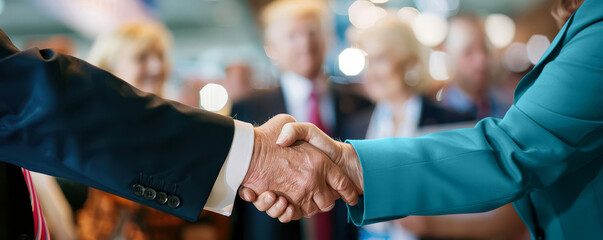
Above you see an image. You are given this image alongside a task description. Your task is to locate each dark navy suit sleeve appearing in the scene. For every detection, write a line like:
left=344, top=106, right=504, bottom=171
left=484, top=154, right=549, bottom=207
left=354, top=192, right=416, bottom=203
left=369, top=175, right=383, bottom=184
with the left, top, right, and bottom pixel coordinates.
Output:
left=0, top=30, right=235, bottom=222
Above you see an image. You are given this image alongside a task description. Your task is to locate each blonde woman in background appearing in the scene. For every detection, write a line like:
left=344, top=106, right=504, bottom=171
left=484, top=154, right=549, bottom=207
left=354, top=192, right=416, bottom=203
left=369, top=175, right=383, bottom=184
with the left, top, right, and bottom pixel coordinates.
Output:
left=353, top=17, right=526, bottom=240
left=353, top=16, right=473, bottom=146
left=76, top=21, right=225, bottom=240
left=88, top=21, right=171, bottom=96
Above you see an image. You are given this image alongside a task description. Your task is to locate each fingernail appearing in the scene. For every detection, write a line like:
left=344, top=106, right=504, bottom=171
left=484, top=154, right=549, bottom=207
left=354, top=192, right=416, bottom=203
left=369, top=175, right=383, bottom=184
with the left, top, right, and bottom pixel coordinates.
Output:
left=276, top=134, right=286, bottom=145
left=276, top=199, right=284, bottom=208
left=324, top=204, right=335, bottom=212
left=265, top=194, right=275, bottom=204
left=242, top=192, right=251, bottom=201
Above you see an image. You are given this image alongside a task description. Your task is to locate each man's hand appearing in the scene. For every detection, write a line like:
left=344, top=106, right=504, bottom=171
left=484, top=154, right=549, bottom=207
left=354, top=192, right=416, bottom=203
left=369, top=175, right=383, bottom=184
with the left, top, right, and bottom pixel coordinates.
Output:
left=240, top=115, right=359, bottom=222
left=239, top=121, right=364, bottom=222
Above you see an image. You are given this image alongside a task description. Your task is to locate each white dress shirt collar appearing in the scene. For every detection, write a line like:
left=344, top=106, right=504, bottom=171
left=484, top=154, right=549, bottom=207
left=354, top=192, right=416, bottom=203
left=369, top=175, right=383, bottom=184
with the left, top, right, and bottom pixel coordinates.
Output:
left=280, top=72, right=335, bottom=130
left=365, top=94, right=423, bottom=139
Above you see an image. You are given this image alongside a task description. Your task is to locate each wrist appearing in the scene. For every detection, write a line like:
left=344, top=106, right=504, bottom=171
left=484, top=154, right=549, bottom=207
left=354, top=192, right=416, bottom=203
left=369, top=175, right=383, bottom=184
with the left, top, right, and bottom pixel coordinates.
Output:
left=242, top=128, right=263, bottom=187
left=340, top=142, right=364, bottom=194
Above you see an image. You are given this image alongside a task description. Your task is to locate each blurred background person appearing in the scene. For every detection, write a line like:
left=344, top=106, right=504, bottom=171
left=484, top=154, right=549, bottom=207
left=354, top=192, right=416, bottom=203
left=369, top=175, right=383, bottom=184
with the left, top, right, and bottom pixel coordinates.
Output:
left=87, top=21, right=171, bottom=96
left=230, top=0, right=371, bottom=239
left=80, top=21, right=226, bottom=240
left=352, top=15, right=476, bottom=240
left=440, top=14, right=513, bottom=119
left=353, top=16, right=473, bottom=140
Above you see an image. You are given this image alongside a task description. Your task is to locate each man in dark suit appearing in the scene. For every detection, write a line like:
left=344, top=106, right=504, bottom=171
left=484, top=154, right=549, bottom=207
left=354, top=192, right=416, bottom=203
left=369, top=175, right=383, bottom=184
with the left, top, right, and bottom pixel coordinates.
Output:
left=0, top=28, right=360, bottom=239
left=230, top=1, right=372, bottom=239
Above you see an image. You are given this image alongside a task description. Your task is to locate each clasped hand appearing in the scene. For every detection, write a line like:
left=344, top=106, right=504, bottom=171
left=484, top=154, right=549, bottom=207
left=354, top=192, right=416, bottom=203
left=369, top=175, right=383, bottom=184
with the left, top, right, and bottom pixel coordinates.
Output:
left=239, top=114, right=364, bottom=223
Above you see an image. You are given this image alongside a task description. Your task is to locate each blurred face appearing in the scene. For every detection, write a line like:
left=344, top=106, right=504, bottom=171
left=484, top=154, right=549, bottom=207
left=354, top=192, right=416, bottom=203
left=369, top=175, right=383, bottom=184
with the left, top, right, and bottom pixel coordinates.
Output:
left=362, top=38, right=408, bottom=103
left=112, top=43, right=168, bottom=95
left=265, top=16, right=326, bottom=80
left=452, top=24, right=490, bottom=96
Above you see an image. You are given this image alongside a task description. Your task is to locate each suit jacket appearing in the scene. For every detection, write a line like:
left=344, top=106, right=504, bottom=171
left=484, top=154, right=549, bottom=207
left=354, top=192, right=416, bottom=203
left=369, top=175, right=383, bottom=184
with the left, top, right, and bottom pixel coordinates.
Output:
left=0, top=29, right=234, bottom=239
left=345, top=1, right=603, bottom=239
left=230, top=85, right=372, bottom=240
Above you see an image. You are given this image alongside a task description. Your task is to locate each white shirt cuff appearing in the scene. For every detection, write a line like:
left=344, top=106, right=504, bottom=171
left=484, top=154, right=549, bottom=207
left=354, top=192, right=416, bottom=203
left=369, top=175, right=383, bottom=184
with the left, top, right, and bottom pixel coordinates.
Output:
left=203, top=120, right=254, bottom=216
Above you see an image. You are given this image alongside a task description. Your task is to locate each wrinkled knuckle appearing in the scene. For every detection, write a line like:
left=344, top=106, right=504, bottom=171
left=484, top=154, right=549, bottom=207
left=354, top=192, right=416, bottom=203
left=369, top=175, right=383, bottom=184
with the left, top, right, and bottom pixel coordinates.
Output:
left=267, top=210, right=277, bottom=218
left=277, top=114, right=296, bottom=123
left=333, top=175, right=348, bottom=191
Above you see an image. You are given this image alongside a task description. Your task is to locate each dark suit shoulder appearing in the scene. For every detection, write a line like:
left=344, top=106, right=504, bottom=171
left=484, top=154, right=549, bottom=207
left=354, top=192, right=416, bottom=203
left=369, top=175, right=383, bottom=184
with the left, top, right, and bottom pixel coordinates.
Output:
left=231, top=88, right=286, bottom=124
left=419, top=96, right=475, bottom=127
left=330, top=83, right=374, bottom=140
left=331, top=83, right=373, bottom=115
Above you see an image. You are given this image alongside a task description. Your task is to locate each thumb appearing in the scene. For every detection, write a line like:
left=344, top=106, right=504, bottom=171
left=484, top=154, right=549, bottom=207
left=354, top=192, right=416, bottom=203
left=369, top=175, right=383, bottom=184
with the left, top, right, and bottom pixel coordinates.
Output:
left=276, top=123, right=340, bottom=161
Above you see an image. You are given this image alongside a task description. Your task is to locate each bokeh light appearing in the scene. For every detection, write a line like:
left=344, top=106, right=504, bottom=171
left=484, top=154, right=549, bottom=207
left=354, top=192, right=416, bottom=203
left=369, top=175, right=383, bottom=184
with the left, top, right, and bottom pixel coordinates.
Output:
left=370, top=0, right=390, bottom=3
left=526, top=34, right=551, bottom=65
left=348, top=0, right=387, bottom=29
left=397, top=7, right=420, bottom=24
left=199, top=83, right=229, bottom=112
left=412, top=13, right=448, bottom=47
left=429, top=50, right=451, bottom=81
left=415, top=0, right=460, bottom=17
left=485, top=14, right=515, bottom=48
left=504, top=42, right=531, bottom=72
left=338, top=47, right=367, bottom=76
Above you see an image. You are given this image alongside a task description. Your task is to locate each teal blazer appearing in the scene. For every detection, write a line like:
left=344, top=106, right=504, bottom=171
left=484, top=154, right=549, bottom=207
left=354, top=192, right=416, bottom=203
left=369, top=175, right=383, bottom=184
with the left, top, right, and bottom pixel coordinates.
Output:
left=346, top=1, right=603, bottom=239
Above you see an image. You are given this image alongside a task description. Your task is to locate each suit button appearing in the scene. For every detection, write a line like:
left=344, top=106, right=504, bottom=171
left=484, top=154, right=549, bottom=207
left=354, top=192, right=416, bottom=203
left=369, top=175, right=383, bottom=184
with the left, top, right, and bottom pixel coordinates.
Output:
left=156, top=192, right=168, bottom=204
left=167, top=195, right=181, bottom=208
left=132, top=184, right=145, bottom=196
left=144, top=188, right=157, bottom=200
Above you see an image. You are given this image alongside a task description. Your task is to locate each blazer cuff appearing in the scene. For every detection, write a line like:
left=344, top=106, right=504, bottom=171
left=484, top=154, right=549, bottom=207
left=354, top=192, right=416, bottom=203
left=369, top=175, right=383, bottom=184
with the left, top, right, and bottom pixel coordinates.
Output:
left=345, top=139, right=408, bottom=226
left=203, top=120, right=254, bottom=216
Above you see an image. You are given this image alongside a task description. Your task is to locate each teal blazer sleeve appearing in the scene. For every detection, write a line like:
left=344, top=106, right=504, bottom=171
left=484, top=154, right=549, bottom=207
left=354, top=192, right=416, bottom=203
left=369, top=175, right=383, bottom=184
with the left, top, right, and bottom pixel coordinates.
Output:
left=0, top=30, right=235, bottom=222
left=346, top=6, right=603, bottom=226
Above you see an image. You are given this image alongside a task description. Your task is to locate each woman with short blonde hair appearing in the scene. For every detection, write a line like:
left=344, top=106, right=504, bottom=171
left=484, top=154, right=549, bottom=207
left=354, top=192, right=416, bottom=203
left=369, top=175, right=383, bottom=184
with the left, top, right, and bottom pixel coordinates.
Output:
left=88, top=21, right=172, bottom=96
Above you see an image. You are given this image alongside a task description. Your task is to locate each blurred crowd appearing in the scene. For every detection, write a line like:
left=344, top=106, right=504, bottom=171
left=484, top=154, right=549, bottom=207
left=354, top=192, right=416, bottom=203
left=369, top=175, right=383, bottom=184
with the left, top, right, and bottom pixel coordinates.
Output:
left=18, top=0, right=560, bottom=239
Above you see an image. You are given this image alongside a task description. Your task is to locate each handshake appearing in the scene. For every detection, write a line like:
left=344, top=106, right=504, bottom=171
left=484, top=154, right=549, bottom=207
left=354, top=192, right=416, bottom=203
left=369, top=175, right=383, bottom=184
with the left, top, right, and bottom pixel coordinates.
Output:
left=239, top=114, right=364, bottom=223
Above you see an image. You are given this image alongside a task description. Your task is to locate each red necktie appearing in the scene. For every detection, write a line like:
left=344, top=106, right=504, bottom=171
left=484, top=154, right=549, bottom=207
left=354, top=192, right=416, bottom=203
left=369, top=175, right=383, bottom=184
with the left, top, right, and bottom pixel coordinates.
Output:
left=21, top=169, right=51, bottom=240
left=308, top=90, right=332, bottom=240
